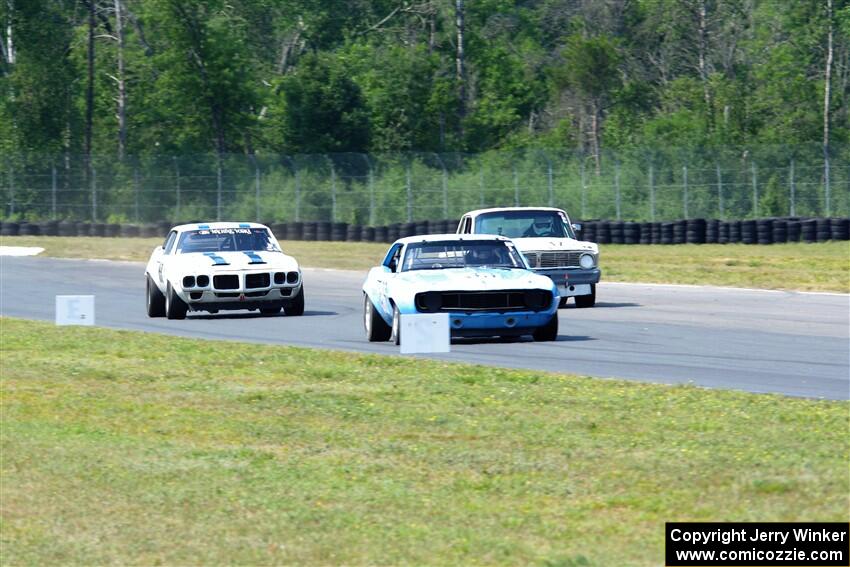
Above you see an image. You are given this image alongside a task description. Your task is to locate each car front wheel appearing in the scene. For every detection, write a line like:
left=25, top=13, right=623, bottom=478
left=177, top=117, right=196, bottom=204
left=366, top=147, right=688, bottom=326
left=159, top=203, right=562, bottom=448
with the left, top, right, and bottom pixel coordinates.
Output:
left=146, top=275, right=165, bottom=317
left=574, top=284, right=596, bottom=308
left=165, top=282, right=188, bottom=320
left=390, top=304, right=401, bottom=346
left=533, top=313, right=559, bottom=341
left=364, top=295, right=392, bottom=342
left=284, top=286, right=305, bottom=316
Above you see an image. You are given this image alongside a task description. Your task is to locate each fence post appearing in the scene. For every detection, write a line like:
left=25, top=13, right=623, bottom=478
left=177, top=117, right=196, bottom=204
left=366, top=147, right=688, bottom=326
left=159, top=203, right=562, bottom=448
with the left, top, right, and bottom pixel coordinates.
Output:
left=823, top=147, right=831, bottom=216
left=789, top=158, right=796, bottom=217
left=513, top=164, right=519, bottom=207
left=434, top=153, right=448, bottom=218
left=716, top=163, right=724, bottom=218
left=683, top=165, right=688, bottom=219
left=7, top=165, right=13, bottom=217
left=362, top=154, right=375, bottom=226
left=91, top=166, right=97, bottom=222
left=751, top=161, right=758, bottom=217
left=174, top=157, right=181, bottom=222
left=479, top=168, right=485, bottom=208
left=51, top=161, right=57, bottom=220
left=252, top=162, right=260, bottom=222
left=134, top=166, right=140, bottom=223
left=330, top=161, right=337, bottom=222
left=216, top=158, right=223, bottom=221
left=580, top=160, right=587, bottom=218
left=405, top=163, right=412, bottom=222
left=648, top=161, right=655, bottom=221
left=614, top=161, right=621, bottom=220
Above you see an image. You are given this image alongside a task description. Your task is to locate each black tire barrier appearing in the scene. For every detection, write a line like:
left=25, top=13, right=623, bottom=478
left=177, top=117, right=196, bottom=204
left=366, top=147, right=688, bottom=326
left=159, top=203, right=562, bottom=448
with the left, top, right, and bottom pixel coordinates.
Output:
left=609, top=221, right=624, bottom=244
left=301, top=221, right=317, bottom=241
left=286, top=222, right=303, bottom=241
left=139, top=224, right=158, bottom=238
left=105, top=223, right=120, bottom=237
left=120, top=224, right=140, bottom=238
left=622, top=221, right=639, bottom=245
left=831, top=218, right=849, bottom=240
left=41, top=220, right=59, bottom=236
left=756, top=219, right=773, bottom=245
left=1, top=221, right=19, bottom=236
left=650, top=222, right=662, bottom=244
left=91, top=223, right=106, bottom=237
left=58, top=221, right=78, bottom=237
left=415, top=220, right=429, bottom=236
left=771, top=220, right=788, bottom=244
left=18, top=221, right=39, bottom=236
left=346, top=224, right=361, bottom=242
left=639, top=222, right=652, bottom=244
left=596, top=221, right=611, bottom=244
left=787, top=221, right=801, bottom=242
left=315, top=221, right=331, bottom=241
left=815, top=218, right=831, bottom=242
left=387, top=223, right=401, bottom=242
left=705, top=219, right=719, bottom=244
left=330, top=222, right=347, bottom=241
left=718, top=221, right=730, bottom=244
left=582, top=221, right=597, bottom=243
left=271, top=222, right=287, bottom=241
left=740, top=220, right=756, bottom=244
left=400, top=222, right=416, bottom=238
left=686, top=218, right=707, bottom=244
left=157, top=221, right=172, bottom=236
left=659, top=222, right=673, bottom=244
left=374, top=225, right=388, bottom=243
left=672, top=220, right=687, bottom=244
left=360, top=226, right=375, bottom=242
left=801, top=219, right=817, bottom=243
left=77, top=222, right=91, bottom=236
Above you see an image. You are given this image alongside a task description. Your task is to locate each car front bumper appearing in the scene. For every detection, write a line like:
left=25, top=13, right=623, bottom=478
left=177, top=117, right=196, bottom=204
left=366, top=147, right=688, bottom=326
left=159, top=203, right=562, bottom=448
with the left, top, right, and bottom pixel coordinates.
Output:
left=178, top=284, right=302, bottom=311
left=535, top=268, right=600, bottom=297
left=438, top=310, right=557, bottom=337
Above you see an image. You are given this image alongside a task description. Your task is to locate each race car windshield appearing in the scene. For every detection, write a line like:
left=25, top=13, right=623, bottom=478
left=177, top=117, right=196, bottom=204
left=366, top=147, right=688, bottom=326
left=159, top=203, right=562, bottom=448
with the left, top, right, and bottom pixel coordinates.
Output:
left=176, top=228, right=280, bottom=254
left=402, top=241, right=526, bottom=271
left=475, top=211, right=575, bottom=239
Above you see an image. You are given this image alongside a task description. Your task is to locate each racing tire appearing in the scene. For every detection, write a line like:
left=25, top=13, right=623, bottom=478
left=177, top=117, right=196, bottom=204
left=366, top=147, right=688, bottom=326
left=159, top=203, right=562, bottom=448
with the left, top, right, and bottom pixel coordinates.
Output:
left=533, top=313, right=559, bottom=342
left=165, top=282, right=188, bottom=320
left=364, top=295, right=392, bottom=342
left=260, top=306, right=281, bottom=315
left=146, top=275, right=166, bottom=317
left=574, top=284, right=596, bottom=308
left=391, top=304, right=401, bottom=346
left=284, top=286, right=305, bottom=316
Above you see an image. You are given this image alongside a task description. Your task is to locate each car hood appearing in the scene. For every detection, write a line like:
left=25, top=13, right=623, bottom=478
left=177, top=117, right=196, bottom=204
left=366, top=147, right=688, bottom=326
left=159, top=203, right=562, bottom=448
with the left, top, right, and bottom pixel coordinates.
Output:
left=173, top=251, right=299, bottom=271
left=508, top=237, right=598, bottom=253
left=393, top=267, right=555, bottom=292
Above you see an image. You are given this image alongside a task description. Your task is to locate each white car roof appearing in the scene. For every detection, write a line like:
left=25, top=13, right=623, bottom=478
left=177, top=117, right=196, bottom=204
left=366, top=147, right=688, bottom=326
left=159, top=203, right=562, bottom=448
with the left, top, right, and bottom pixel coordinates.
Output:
left=172, top=221, right=269, bottom=232
left=394, top=233, right=511, bottom=245
left=463, top=207, right=568, bottom=216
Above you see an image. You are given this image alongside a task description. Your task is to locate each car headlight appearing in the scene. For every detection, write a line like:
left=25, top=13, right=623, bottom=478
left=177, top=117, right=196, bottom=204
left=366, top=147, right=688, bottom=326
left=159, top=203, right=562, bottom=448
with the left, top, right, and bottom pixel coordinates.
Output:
left=579, top=253, right=595, bottom=269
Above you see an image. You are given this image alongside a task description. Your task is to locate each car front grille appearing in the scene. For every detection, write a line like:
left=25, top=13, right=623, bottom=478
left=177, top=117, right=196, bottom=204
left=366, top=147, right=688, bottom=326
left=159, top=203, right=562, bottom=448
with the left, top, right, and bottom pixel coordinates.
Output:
left=415, top=290, right=552, bottom=313
left=213, top=275, right=239, bottom=290
left=523, top=251, right=582, bottom=269
left=245, top=273, right=270, bottom=289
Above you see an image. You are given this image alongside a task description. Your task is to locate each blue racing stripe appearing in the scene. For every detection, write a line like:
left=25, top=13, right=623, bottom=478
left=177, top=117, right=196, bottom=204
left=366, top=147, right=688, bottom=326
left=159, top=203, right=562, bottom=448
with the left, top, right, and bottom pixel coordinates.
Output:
left=198, top=224, right=210, bottom=229
left=238, top=223, right=251, bottom=228
left=243, top=251, right=266, bottom=264
left=203, top=252, right=229, bottom=265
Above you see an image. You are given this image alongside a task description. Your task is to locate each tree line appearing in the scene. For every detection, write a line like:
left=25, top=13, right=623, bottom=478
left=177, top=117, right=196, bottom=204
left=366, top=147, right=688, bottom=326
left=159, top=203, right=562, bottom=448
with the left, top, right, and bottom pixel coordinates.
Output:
left=1, top=0, right=847, bottom=167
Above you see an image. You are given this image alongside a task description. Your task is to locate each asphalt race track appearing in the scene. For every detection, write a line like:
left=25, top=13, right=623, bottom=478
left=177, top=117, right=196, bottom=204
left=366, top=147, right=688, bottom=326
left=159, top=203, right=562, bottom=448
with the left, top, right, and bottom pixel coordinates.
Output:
left=2, top=256, right=848, bottom=400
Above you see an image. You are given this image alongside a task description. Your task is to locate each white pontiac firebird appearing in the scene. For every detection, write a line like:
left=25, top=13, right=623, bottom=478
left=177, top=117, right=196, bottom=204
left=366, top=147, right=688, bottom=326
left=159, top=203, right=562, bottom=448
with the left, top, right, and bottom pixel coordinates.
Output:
left=144, top=222, right=304, bottom=319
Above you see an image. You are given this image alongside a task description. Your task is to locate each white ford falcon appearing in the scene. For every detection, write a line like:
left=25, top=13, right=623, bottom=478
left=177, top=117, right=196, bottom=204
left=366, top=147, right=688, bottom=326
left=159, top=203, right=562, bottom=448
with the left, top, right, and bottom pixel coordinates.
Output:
left=144, top=222, right=304, bottom=319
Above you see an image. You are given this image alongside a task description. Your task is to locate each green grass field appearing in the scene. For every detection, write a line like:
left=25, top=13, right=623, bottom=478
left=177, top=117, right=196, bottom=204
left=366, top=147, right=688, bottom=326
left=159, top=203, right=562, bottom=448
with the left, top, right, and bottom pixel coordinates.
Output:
left=2, top=318, right=847, bottom=565
left=2, top=235, right=848, bottom=292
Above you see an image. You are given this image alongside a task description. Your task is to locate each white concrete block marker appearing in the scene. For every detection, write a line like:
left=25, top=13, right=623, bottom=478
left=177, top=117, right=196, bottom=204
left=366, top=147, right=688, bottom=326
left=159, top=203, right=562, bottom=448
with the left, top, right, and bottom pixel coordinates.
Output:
left=399, top=313, right=450, bottom=354
left=56, top=295, right=95, bottom=326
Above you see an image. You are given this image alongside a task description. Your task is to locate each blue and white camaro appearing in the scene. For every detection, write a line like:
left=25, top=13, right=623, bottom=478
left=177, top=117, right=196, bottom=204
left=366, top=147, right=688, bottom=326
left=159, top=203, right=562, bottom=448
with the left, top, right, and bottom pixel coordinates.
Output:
left=144, top=222, right=304, bottom=319
left=362, top=234, right=560, bottom=344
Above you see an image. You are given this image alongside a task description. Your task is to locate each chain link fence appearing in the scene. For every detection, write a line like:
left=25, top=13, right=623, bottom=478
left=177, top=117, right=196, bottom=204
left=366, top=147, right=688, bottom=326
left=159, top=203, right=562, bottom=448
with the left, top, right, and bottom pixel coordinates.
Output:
left=2, top=144, right=847, bottom=224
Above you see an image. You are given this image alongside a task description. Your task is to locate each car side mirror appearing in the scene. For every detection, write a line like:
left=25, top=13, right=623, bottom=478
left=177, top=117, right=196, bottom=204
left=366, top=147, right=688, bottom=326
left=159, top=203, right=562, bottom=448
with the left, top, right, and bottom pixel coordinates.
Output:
left=571, top=223, right=582, bottom=232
